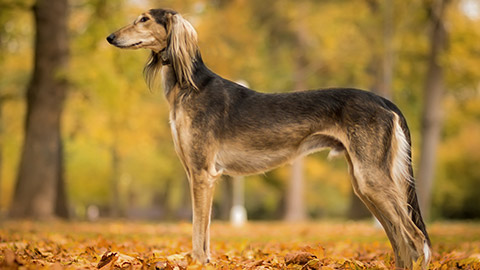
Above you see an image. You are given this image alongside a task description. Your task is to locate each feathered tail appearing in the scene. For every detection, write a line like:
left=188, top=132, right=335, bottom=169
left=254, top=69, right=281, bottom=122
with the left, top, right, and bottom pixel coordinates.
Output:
left=391, top=112, right=431, bottom=264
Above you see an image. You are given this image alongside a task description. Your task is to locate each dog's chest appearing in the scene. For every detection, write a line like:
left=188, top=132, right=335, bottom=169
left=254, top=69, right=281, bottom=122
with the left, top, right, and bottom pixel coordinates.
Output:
left=170, top=118, right=180, bottom=149
left=169, top=109, right=192, bottom=157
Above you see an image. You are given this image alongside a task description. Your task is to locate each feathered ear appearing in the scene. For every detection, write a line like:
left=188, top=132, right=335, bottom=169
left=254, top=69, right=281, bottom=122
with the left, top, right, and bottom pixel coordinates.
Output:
left=143, top=51, right=162, bottom=90
left=166, top=13, right=199, bottom=90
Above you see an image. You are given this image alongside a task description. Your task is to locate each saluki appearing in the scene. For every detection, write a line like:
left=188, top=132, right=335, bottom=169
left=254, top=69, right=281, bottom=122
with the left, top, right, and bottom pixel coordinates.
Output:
left=107, top=8, right=431, bottom=269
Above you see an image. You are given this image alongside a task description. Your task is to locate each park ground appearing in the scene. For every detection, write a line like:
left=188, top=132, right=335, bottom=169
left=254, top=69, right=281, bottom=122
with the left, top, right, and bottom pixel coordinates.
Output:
left=0, top=220, right=479, bottom=269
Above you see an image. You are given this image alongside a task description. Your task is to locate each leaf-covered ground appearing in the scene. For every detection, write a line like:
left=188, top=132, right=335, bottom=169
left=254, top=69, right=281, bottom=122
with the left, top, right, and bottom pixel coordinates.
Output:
left=0, top=220, right=479, bottom=269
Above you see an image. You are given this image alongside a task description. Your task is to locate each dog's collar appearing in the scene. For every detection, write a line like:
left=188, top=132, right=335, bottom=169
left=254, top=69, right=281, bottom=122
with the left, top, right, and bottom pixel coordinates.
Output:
left=160, top=49, right=170, bottom=65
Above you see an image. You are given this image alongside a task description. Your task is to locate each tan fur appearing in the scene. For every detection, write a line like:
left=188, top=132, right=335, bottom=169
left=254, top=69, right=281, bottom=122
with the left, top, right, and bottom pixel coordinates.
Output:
left=167, top=14, right=199, bottom=90
left=107, top=9, right=431, bottom=269
left=110, top=13, right=167, bottom=52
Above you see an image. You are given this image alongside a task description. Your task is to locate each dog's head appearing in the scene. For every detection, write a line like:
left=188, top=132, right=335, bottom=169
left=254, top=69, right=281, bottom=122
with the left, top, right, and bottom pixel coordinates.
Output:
left=107, top=9, right=199, bottom=90
left=106, top=9, right=196, bottom=53
left=106, top=9, right=175, bottom=52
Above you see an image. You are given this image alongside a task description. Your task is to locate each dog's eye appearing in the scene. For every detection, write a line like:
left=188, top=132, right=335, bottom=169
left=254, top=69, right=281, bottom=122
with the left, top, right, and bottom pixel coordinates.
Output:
left=139, top=17, right=149, bottom=23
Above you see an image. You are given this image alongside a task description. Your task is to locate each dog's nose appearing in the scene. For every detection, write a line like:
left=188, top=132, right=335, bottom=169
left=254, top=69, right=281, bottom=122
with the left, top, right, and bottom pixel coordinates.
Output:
left=106, top=33, right=116, bottom=44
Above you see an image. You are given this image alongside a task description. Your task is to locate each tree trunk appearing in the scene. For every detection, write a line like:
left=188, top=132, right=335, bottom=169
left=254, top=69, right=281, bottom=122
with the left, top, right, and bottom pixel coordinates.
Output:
left=380, top=0, right=394, bottom=100
left=284, top=17, right=308, bottom=221
left=176, top=176, right=192, bottom=220
left=285, top=158, right=307, bottom=221
left=9, top=0, right=68, bottom=219
left=55, top=139, right=69, bottom=218
left=219, top=176, right=233, bottom=221
left=109, top=145, right=121, bottom=218
left=349, top=0, right=394, bottom=220
left=417, top=0, right=449, bottom=220
left=0, top=100, right=3, bottom=207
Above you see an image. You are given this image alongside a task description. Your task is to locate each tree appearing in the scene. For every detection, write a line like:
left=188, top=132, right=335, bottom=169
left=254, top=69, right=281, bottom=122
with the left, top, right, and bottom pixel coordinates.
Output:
left=9, top=0, right=69, bottom=219
left=348, top=0, right=394, bottom=220
left=417, top=0, right=450, bottom=219
left=283, top=2, right=309, bottom=222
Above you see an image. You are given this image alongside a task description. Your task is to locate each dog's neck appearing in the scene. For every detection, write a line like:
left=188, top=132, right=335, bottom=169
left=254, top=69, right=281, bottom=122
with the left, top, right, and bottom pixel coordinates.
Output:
left=160, top=52, right=213, bottom=104
left=161, top=65, right=177, bottom=99
left=160, top=49, right=170, bottom=65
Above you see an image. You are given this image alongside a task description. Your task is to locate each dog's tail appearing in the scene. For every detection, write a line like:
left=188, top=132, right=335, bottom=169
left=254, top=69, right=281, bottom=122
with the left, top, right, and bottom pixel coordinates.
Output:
left=391, top=112, right=431, bottom=260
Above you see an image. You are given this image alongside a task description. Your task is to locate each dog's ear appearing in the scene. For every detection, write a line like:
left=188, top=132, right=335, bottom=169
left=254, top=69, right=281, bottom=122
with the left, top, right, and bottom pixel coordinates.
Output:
left=143, top=51, right=162, bottom=91
left=148, top=9, right=176, bottom=29
left=166, top=13, right=199, bottom=90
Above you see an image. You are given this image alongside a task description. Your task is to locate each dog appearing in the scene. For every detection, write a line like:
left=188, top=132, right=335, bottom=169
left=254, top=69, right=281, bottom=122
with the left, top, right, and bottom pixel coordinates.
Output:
left=107, top=8, right=431, bottom=269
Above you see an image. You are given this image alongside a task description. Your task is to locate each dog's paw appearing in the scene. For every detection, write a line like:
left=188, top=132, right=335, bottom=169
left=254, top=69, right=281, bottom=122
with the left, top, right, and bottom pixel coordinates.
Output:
left=191, top=250, right=210, bottom=264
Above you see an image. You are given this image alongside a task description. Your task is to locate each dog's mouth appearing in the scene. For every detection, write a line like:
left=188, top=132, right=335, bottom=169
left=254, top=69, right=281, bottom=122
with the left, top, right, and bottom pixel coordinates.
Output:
left=117, top=41, right=143, bottom=48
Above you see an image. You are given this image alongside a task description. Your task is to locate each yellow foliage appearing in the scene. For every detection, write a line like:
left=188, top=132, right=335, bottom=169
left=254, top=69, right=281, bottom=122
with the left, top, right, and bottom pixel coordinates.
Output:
left=1, top=0, right=480, bottom=219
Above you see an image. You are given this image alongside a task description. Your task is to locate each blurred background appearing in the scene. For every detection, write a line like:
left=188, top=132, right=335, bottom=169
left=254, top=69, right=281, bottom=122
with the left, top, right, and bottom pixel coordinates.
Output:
left=0, top=0, right=479, bottom=222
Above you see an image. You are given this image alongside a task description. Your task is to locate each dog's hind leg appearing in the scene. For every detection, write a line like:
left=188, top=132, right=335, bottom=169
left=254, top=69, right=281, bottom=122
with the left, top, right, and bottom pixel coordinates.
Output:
left=343, top=111, right=430, bottom=269
left=345, top=155, right=397, bottom=252
left=346, top=152, right=429, bottom=269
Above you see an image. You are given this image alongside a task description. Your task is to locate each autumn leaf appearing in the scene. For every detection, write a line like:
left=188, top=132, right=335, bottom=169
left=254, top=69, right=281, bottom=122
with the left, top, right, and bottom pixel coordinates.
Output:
left=0, top=249, right=21, bottom=269
left=285, top=251, right=317, bottom=266
left=0, top=221, right=479, bottom=269
left=97, top=251, right=118, bottom=269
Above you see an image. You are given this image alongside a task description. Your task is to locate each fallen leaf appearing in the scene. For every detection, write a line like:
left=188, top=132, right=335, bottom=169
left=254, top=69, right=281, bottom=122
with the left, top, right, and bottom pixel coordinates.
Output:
left=116, top=252, right=140, bottom=268
left=97, top=251, right=118, bottom=269
left=1, top=221, right=479, bottom=269
left=1, top=249, right=18, bottom=267
left=285, top=251, right=317, bottom=266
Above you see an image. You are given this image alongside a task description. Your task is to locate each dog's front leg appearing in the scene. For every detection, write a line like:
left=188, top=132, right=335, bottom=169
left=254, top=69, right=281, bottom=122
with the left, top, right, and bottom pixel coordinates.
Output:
left=190, top=170, right=216, bottom=264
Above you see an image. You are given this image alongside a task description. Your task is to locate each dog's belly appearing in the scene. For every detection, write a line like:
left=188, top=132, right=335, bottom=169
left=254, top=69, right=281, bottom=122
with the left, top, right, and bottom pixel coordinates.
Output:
left=214, top=133, right=345, bottom=176
left=215, top=147, right=296, bottom=176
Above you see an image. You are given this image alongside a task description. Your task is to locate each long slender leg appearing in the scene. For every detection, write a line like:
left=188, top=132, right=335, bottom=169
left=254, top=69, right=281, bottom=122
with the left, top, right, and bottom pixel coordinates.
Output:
left=346, top=155, right=403, bottom=265
left=347, top=155, right=428, bottom=269
left=190, top=170, right=216, bottom=264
